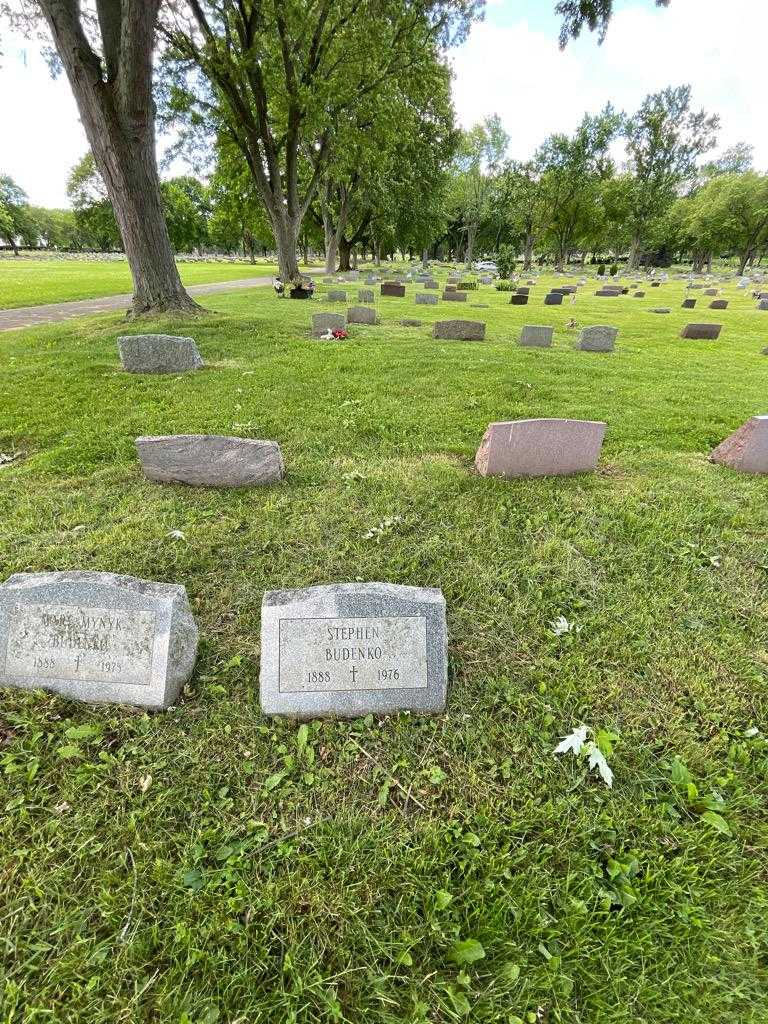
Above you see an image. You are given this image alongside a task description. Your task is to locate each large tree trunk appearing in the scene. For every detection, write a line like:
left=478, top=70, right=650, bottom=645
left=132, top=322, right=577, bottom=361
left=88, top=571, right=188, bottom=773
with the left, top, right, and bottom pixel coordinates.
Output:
left=464, top=223, right=477, bottom=269
left=522, top=232, right=534, bottom=272
left=627, top=234, right=642, bottom=271
left=322, top=183, right=337, bottom=274
left=40, top=0, right=199, bottom=317
left=268, top=208, right=301, bottom=282
left=338, top=237, right=352, bottom=272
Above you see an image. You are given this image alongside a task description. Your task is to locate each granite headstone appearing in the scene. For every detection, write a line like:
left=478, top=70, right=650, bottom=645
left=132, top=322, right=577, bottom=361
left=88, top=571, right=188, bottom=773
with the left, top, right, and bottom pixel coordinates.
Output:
left=259, top=583, right=448, bottom=718
left=0, top=571, right=198, bottom=709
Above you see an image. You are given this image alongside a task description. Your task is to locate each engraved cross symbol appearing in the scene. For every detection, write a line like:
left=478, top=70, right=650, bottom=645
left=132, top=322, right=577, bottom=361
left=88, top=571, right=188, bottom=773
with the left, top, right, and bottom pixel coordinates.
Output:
left=349, top=665, right=358, bottom=685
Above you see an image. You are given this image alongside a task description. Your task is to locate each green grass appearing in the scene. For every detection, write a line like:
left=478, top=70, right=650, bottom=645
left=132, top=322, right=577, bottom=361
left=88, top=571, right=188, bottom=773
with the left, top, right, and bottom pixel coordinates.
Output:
left=1, top=273, right=768, bottom=1022
left=0, top=258, right=320, bottom=309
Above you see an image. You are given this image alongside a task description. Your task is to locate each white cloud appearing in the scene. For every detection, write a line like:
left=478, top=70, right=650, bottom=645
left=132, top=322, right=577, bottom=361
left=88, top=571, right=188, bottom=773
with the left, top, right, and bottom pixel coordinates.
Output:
left=451, top=0, right=765, bottom=169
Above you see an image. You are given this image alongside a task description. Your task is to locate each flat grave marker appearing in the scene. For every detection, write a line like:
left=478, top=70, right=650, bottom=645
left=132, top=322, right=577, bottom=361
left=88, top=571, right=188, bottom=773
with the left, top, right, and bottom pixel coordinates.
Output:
left=680, top=323, right=722, bottom=340
left=433, top=320, right=486, bottom=341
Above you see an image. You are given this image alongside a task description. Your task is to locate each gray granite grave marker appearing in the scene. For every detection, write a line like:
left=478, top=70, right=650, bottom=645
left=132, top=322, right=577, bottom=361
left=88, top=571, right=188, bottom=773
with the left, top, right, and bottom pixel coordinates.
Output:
left=136, top=436, right=284, bottom=488
left=519, top=325, right=554, bottom=348
left=0, top=571, right=198, bottom=709
left=577, top=326, right=618, bottom=352
left=347, top=306, right=377, bottom=325
left=259, top=583, right=447, bottom=718
left=118, top=335, right=203, bottom=375
left=312, top=313, right=346, bottom=338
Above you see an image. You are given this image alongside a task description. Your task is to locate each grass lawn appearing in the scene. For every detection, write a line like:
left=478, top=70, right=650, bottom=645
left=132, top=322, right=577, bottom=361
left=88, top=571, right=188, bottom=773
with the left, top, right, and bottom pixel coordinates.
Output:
left=0, top=258, right=320, bottom=310
left=1, top=273, right=767, bottom=1022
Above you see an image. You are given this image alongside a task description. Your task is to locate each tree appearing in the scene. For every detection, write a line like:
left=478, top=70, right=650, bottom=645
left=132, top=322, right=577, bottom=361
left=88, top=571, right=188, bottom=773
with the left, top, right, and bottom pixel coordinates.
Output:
left=208, top=138, right=276, bottom=261
left=500, top=159, right=550, bottom=271
left=0, top=200, right=15, bottom=251
left=0, top=175, right=32, bottom=253
left=448, top=115, right=508, bottom=268
left=67, top=153, right=121, bottom=251
left=33, top=207, right=82, bottom=250
left=2, top=1, right=198, bottom=314
left=687, top=173, right=768, bottom=275
left=702, top=143, right=754, bottom=179
left=556, top=0, right=670, bottom=45
left=537, top=106, right=621, bottom=269
left=160, top=0, right=480, bottom=284
left=319, top=60, right=456, bottom=272
left=161, top=177, right=210, bottom=253
left=621, top=86, right=719, bottom=269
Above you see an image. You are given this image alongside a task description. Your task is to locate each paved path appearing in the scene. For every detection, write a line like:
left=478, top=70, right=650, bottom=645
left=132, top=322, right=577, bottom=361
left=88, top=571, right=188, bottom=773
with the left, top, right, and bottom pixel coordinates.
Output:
left=0, top=275, right=274, bottom=332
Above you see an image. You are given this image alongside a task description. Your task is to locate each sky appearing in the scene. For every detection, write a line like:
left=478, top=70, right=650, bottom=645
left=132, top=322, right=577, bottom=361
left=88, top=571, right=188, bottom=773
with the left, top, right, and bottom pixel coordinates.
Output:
left=0, top=0, right=762, bottom=208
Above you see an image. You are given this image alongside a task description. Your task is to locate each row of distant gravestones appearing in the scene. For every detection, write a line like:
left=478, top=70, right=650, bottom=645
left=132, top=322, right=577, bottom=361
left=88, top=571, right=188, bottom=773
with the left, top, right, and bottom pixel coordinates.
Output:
left=1, top=308, right=765, bottom=721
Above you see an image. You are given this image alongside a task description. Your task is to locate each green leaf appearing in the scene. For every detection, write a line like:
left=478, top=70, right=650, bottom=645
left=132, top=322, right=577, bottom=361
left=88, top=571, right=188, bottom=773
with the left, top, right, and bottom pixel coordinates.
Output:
left=449, top=939, right=486, bottom=965
left=701, top=810, right=731, bottom=835
left=501, top=963, right=521, bottom=983
left=426, top=764, right=447, bottom=785
left=182, top=868, right=204, bottom=891
left=395, top=949, right=413, bottom=966
left=434, top=889, right=453, bottom=911
left=56, top=744, right=82, bottom=759
left=446, top=986, right=471, bottom=1016
left=596, top=728, right=619, bottom=756
left=671, top=757, right=691, bottom=786
left=296, top=723, right=309, bottom=753
left=263, top=771, right=285, bottom=791
left=64, top=724, right=101, bottom=741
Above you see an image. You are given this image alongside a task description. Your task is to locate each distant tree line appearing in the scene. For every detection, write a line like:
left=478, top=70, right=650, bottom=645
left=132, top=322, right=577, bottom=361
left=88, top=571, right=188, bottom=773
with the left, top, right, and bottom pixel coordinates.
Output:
left=1, top=0, right=670, bottom=314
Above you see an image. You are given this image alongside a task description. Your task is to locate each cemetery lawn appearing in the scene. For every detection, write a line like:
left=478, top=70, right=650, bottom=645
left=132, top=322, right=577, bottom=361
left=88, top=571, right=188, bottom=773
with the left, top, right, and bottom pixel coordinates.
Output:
left=2, top=274, right=768, bottom=1023
left=0, top=259, right=319, bottom=310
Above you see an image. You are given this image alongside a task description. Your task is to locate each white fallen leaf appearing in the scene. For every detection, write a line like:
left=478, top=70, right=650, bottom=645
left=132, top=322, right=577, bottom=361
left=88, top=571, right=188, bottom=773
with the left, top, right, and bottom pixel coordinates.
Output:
left=553, top=725, right=589, bottom=756
left=167, top=530, right=186, bottom=541
left=587, top=743, right=614, bottom=788
left=550, top=615, right=570, bottom=636
left=138, top=774, right=153, bottom=793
